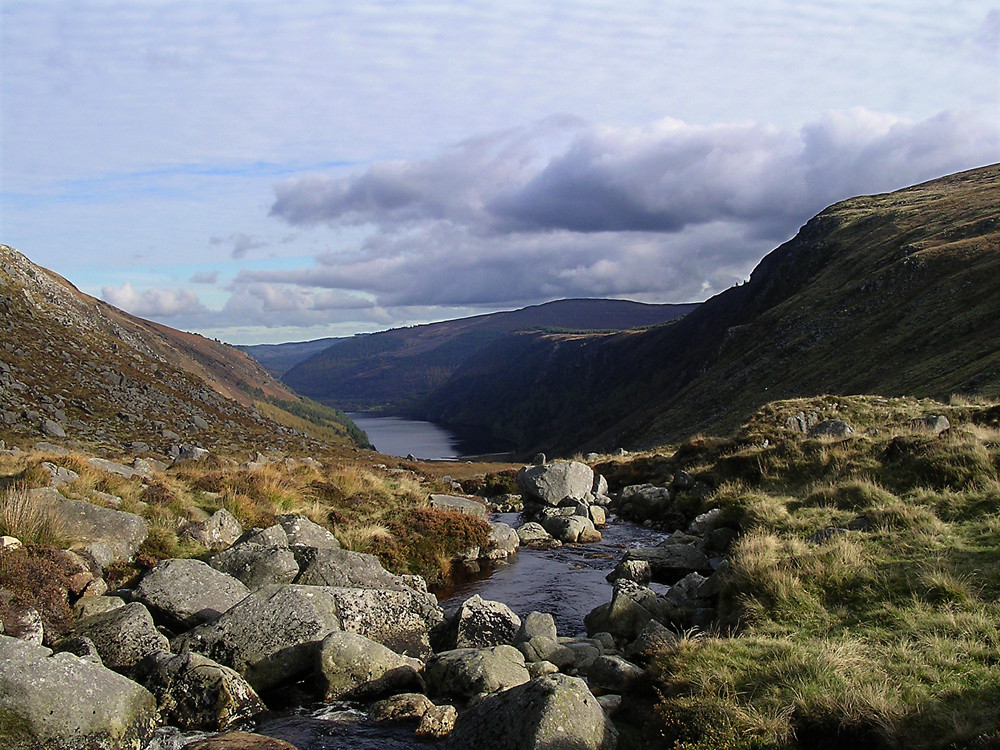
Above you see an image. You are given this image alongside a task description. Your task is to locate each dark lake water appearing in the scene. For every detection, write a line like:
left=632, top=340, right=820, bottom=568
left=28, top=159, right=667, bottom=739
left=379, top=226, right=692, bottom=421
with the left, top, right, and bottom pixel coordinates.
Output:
left=347, top=413, right=511, bottom=460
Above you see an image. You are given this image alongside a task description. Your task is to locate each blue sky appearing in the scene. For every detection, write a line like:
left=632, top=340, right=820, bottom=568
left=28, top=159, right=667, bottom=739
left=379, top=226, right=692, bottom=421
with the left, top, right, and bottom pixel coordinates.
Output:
left=2, top=1, right=998, bottom=344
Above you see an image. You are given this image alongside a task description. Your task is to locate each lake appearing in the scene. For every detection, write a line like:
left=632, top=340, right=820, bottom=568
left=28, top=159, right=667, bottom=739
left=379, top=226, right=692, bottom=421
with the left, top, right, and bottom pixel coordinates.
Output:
left=346, top=413, right=509, bottom=460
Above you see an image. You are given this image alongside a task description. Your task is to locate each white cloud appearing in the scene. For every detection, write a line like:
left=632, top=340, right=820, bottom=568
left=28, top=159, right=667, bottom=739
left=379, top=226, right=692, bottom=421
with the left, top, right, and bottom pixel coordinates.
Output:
left=210, top=232, right=267, bottom=259
left=102, top=282, right=206, bottom=317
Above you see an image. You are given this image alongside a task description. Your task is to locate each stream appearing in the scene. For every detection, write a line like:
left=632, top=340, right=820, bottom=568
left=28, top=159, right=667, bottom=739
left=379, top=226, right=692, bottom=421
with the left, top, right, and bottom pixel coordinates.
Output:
left=149, top=512, right=665, bottom=749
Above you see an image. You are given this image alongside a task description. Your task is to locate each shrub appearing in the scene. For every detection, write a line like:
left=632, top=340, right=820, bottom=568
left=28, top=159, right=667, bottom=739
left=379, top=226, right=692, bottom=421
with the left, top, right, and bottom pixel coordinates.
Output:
left=0, top=545, right=77, bottom=643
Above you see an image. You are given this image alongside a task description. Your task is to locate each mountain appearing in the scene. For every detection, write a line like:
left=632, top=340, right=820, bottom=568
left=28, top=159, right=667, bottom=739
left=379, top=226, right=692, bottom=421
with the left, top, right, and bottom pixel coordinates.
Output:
left=279, top=298, right=699, bottom=412
left=415, top=164, right=1000, bottom=454
left=238, top=337, right=343, bottom=379
left=0, top=244, right=367, bottom=454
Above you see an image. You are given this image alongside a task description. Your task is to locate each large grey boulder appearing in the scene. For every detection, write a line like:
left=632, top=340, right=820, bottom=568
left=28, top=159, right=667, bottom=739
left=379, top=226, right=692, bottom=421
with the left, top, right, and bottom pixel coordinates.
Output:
left=439, top=594, right=521, bottom=649
left=180, top=509, right=244, bottom=551
left=327, top=585, right=442, bottom=658
left=277, top=514, right=340, bottom=549
left=425, top=645, right=530, bottom=699
left=210, top=543, right=300, bottom=590
left=0, top=634, right=157, bottom=750
left=515, top=611, right=558, bottom=644
left=65, top=602, right=169, bottom=674
left=133, top=650, right=265, bottom=731
left=616, top=484, right=675, bottom=524
left=585, top=580, right=665, bottom=643
left=428, top=494, right=490, bottom=520
left=517, top=636, right=576, bottom=670
left=807, top=419, right=855, bottom=438
left=516, top=461, right=595, bottom=506
left=445, top=673, right=617, bottom=750
left=316, top=631, right=423, bottom=701
left=28, top=487, right=147, bottom=561
left=135, top=558, right=251, bottom=630
left=586, top=654, right=645, bottom=693
left=293, top=546, right=409, bottom=591
left=173, top=584, right=342, bottom=692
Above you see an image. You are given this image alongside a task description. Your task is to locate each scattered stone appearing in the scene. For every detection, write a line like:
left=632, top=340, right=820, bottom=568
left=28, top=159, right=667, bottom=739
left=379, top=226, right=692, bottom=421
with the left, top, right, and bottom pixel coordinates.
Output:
left=541, top=513, right=602, bottom=544
left=484, top=521, right=520, bottom=560
left=515, top=611, right=558, bottom=644
left=910, top=414, right=951, bottom=434
left=40, top=418, right=66, bottom=438
left=293, top=547, right=408, bottom=591
left=73, top=595, right=126, bottom=620
left=606, top=559, right=652, bottom=585
left=172, top=444, right=210, bottom=465
left=624, top=543, right=712, bottom=584
left=210, top=543, right=300, bottom=590
left=625, top=620, right=678, bottom=664
left=87, top=457, right=144, bottom=479
left=0, top=535, right=22, bottom=550
left=41, top=462, right=78, bottom=486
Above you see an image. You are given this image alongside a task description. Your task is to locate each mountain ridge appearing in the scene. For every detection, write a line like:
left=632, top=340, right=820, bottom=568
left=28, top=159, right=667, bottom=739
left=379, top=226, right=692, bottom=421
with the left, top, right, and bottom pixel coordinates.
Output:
left=414, top=163, right=1000, bottom=454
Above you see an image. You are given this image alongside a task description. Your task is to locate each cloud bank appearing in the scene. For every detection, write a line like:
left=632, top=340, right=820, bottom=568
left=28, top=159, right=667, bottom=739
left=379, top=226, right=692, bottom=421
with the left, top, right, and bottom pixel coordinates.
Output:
left=254, top=109, right=998, bottom=312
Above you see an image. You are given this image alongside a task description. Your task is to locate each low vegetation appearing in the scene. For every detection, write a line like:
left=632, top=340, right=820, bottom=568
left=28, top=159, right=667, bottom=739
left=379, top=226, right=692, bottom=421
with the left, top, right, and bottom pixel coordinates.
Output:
left=611, top=395, right=1000, bottom=749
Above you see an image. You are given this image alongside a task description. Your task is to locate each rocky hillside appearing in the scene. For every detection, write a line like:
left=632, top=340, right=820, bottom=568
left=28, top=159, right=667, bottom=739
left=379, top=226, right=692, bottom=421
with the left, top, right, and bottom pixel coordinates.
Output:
left=0, top=244, right=366, bottom=456
left=415, top=164, right=1000, bottom=454
left=278, top=298, right=698, bottom=412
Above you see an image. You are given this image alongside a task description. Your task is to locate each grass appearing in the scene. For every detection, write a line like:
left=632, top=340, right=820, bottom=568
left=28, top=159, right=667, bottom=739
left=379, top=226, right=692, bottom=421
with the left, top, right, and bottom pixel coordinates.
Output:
left=629, top=395, right=1000, bottom=750
left=0, top=483, right=66, bottom=546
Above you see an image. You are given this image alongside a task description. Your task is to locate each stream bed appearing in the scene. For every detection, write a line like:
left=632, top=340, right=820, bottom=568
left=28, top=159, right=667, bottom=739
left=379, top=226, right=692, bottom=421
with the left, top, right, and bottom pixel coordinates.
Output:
left=149, top=513, right=665, bottom=750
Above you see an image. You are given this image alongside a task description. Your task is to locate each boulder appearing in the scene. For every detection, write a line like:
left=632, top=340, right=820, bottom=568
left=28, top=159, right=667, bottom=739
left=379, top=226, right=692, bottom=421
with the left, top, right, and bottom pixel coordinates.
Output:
left=87, top=457, right=144, bottom=480
left=625, top=619, right=678, bottom=664
left=0, top=634, right=157, bottom=750
left=624, top=543, right=712, bottom=584
left=416, top=703, right=458, bottom=739
left=616, top=484, right=677, bottom=525
left=41, top=462, right=78, bottom=486
left=210, top=543, right=300, bottom=590
left=517, top=636, right=576, bottom=671
left=172, top=444, right=210, bottom=465
left=173, top=584, right=343, bottom=692
left=293, top=546, right=408, bottom=591
left=425, top=645, right=530, bottom=698
left=40, top=418, right=66, bottom=438
left=428, top=494, right=490, bottom=520
left=807, top=419, right=855, bottom=438
left=910, top=414, right=951, bottom=434
left=586, top=655, right=645, bottom=693
left=135, top=558, right=251, bottom=630
left=329, top=585, right=441, bottom=658
left=65, top=602, right=169, bottom=674
left=183, top=732, right=297, bottom=750
left=515, top=611, right=558, bottom=644
left=73, top=595, right=126, bottom=620
left=606, top=559, right=652, bottom=585
left=370, top=692, right=435, bottom=722
left=483, top=521, right=520, bottom=560
left=516, top=461, right=595, bottom=506
left=277, top=514, right=340, bottom=549
left=516, top=521, right=560, bottom=548
left=541, top=513, right=602, bottom=544
left=585, top=580, right=664, bottom=643
left=439, top=594, right=521, bottom=649
left=28, top=487, right=147, bottom=561
left=445, top=673, right=617, bottom=750
left=179, top=509, right=243, bottom=551
left=316, top=631, right=423, bottom=701
left=133, top=650, right=265, bottom=731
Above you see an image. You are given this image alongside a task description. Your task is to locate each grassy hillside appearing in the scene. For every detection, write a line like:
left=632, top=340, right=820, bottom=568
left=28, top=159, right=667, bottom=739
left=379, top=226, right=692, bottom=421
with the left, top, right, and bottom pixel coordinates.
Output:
left=238, top=337, right=343, bottom=378
left=280, top=298, right=698, bottom=412
left=601, top=394, right=1000, bottom=749
left=417, top=164, right=1000, bottom=455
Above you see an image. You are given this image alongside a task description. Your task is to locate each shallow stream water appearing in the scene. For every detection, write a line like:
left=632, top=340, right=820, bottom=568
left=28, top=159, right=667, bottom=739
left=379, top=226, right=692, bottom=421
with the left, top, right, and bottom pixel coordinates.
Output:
left=148, top=512, right=665, bottom=749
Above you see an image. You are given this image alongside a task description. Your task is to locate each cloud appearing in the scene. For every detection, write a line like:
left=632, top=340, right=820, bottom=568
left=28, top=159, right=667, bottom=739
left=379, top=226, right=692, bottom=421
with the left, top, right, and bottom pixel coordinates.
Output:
left=189, top=270, right=219, bottom=284
left=210, top=232, right=267, bottom=259
left=261, top=109, right=999, bottom=309
left=102, top=282, right=206, bottom=317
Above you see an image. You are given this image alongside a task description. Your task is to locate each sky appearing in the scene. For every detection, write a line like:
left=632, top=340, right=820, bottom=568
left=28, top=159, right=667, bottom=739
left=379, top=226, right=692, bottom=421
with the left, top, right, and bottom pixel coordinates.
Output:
left=1, top=1, right=998, bottom=345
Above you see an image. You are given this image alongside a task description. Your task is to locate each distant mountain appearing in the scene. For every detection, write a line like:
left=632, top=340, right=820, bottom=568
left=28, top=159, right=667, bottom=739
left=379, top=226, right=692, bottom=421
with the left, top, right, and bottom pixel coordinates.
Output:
left=239, top=337, right=343, bottom=378
left=0, top=245, right=367, bottom=453
left=415, top=164, right=1000, bottom=454
left=279, top=299, right=699, bottom=411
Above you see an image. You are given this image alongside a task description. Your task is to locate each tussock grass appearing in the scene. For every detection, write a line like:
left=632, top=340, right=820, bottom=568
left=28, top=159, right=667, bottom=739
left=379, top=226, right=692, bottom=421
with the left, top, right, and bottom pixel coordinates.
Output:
left=641, top=395, right=1000, bottom=749
left=0, top=483, right=65, bottom=546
